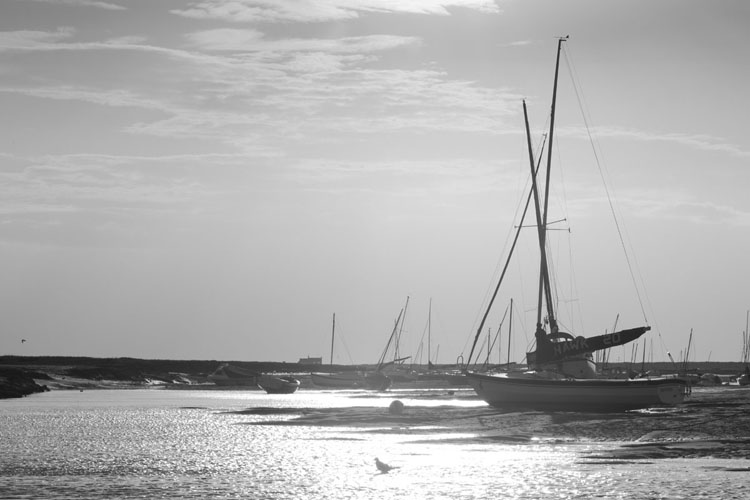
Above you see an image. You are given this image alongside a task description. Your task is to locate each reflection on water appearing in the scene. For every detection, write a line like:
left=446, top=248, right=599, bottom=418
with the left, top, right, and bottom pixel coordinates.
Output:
left=1, top=387, right=749, bottom=499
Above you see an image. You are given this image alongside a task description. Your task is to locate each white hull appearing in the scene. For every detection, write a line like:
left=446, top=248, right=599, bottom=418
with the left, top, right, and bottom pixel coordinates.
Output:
left=466, top=371, right=688, bottom=411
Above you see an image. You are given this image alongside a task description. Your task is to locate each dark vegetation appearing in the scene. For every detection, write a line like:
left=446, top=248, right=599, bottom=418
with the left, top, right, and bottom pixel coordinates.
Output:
left=1, top=355, right=747, bottom=399
left=0, top=355, right=374, bottom=398
left=0, top=366, right=50, bottom=399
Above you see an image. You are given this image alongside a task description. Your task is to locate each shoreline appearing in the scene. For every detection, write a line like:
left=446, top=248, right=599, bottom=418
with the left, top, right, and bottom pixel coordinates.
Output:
left=2, top=355, right=748, bottom=399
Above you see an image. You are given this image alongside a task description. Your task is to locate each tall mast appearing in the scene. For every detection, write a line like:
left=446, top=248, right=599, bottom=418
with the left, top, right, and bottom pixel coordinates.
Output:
left=523, top=100, right=549, bottom=331
left=467, top=114, right=546, bottom=367
left=507, top=297, right=513, bottom=366
left=377, top=308, right=404, bottom=369
left=427, top=298, right=432, bottom=367
left=394, top=296, right=410, bottom=361
left=540, top=35, right=568, bottom=334
left=330, top=313, right=336, bottom=365
left=683, top=328, right=693, bottom=373
left=487, top=328, right=491, bottom=361
left=744, top=310, right=749, bottom=363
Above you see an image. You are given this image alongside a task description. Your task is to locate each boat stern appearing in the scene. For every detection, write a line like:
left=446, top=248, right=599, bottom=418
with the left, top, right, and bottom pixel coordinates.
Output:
left=656, top=379, right=690, bottom=405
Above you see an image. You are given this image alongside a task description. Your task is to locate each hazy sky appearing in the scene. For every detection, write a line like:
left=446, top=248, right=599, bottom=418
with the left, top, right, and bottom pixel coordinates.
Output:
left=1, top=0, right=748, bottom=364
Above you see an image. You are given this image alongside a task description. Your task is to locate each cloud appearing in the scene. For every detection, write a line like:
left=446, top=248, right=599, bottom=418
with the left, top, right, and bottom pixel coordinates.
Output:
left=0, top=28, right=240, bottom=73
left=621, top=191, right=750, bottom=227
left=0, top=85, right=172, bottom=111
left=185, top=28, right=419, bottom=55
left=564, top=125, right=750, bottom=159
left=0, top=153, right=237, bottom=219
left=0, top=28, right=77, bottom=50
left=172, top=0, right=500, bottom=23
left=0, top=7, right=519, bottom=164
left=28, top=0, right=126, bottom=10
left=184, top=28, right=265, bottom=51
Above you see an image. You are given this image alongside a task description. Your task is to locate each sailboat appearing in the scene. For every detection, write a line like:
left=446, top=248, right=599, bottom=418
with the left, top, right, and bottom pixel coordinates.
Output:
left=377, top=296, right=419, bottom=383
left=310, top=313, right=392, bottom=390
left=464, top=37, right=689, bottom=411
left=737, top=310, right=750, bottom=385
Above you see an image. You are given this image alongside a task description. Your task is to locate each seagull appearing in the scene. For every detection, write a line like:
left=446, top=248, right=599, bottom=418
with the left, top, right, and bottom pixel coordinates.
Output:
left=375, top=457, right=395, bottom=474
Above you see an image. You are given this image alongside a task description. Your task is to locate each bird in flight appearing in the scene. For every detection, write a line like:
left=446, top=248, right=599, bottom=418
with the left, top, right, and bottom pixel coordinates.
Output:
left=375, top=458, right=395, bottom=474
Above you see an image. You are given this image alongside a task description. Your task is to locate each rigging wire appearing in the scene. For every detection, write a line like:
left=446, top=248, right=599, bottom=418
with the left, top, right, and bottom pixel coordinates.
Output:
left=460, top=142, right=530, bottom=359
left=552, top=134, right=587, bottom=337
left=562, top=46, right=678, bottom=362
left=561, top=46, right=651, bottom=325
left=334, top=321, right=357, bottom=365
left=461, top=128, right=548, bottom=362
left=482, top=302, right=510, bottom=367
left=465, top=130, right=548, bottom=366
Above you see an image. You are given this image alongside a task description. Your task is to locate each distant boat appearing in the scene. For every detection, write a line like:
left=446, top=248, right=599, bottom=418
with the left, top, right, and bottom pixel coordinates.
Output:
left=257, top=375, right=300, bottom=394
left=311, top=311, right=398, bottom=391
left=310, top=371, right=362, bottom=389
left=463, top=37, right=688, bottom=411
left=311, top=313, right=384, bottom=389
left=740, top=310, right=750, bottom=385
left=311, top=313, right=368, bottom=389
left=310, top=371, right=390, bottom=391
left=207, top=363, right=259, bottom=387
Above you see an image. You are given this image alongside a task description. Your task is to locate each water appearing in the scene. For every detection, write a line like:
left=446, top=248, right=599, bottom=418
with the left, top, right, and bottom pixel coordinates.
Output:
left=1, top=387, right=749, bottom=499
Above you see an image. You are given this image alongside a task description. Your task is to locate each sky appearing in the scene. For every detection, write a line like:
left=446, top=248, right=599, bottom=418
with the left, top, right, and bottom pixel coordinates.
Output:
left=1, top=0, right=748, bottom=365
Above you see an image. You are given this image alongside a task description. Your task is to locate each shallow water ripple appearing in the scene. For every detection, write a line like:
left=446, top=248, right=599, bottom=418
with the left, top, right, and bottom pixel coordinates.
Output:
left=1, top=387, right=749, bottom=499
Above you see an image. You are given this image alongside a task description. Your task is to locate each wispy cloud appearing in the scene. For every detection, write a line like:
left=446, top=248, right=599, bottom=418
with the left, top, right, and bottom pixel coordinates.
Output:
left=620, top=190, right=750, bottom=227
left=563, top=125, right=750, bottom=159
left=185, top=28, right=419, bottom=55
left=0, top=27, right=77, bottom=49
left=172, top=0, right=500, bottom=23
left=0, top=152, right=241, bottom=218
left=0, top=35, right=517, bottom=149
left=0, top=3, right=521, bottom=153
left=28, top=0, right=126, bottom=10
left=0, top=85, right=172, bottom=111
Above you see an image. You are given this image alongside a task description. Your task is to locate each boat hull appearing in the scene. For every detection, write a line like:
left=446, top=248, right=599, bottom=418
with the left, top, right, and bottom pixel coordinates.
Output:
left=311, top=371, right=391, bottom=391
left=311, top=372, right=363, bottom=389
left=207, top=364, right=259, bottom=387
left=466, top=371, right=688, bottom=411
left=258, top=375, right=300, bottom=394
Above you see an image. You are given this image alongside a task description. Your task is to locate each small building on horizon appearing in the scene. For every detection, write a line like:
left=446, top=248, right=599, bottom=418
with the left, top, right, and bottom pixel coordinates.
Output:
left=298, top=356, right=323, bottom=365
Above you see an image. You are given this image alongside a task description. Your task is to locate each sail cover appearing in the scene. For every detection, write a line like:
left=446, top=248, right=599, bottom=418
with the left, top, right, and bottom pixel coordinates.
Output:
left=529, top=326, right=650, bottom=365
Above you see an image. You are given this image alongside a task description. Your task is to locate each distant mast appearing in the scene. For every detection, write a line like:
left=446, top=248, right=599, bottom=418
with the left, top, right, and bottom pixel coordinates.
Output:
left=394, top=296, right=410, bottom=361
left=330, top=313, right=336, bottom=365
left=507, top=298, right=513, bottom=366
left=744, top=310, right=749, bottom=364
left=427, top=298, right=432, bottom=368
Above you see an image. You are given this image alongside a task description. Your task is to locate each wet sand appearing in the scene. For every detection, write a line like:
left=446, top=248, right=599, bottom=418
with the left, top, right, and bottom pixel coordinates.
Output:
left=233, top=386, right=750, bottom=462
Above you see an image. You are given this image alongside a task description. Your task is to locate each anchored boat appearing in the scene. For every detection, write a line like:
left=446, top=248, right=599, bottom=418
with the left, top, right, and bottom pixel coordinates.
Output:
left=257, top=374, right=300, bottom=394
left=464, top=37, right=688, bottom=411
